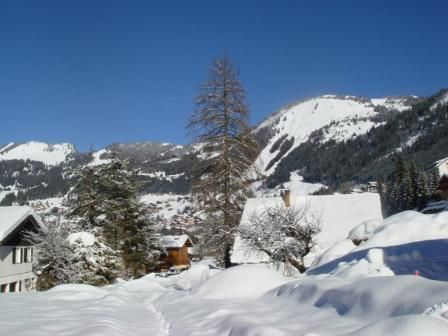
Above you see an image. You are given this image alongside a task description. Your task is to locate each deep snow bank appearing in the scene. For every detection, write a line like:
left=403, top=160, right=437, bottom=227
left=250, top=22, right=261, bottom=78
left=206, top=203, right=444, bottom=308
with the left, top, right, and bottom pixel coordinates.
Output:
left=309, top=211, right=448, bottom=280
left=191, top=264, right=288, bottom=299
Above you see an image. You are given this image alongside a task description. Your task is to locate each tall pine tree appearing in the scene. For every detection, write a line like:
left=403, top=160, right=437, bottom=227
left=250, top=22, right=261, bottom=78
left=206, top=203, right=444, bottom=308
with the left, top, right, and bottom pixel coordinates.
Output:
left=187, top=55, right=259, bottom=267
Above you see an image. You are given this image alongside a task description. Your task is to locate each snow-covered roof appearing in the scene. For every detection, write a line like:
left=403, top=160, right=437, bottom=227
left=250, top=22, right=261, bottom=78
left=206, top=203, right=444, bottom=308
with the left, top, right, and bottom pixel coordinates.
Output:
left=432, top=157, right=448, bottom=177
left=161, top=234, right=193, bottom=248
left=0, top=206, right=44, bottom=243
left=231, top=193, right=383, bottom=264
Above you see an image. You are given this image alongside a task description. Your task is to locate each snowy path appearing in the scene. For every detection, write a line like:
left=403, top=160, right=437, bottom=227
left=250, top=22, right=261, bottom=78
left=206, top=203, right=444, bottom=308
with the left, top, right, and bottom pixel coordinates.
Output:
left=3, top=261, right=448, bottom=336
left=0, top=279, right=169, bottom=336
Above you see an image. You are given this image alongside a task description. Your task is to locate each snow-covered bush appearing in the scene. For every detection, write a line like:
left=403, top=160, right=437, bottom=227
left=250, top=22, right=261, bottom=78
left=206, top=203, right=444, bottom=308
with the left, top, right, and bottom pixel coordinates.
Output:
left=26, top=218, right=80, bottom=290
left=27, top=218, right=122, bottom=290
left=68, top=230, right=122, bottom=286
left=239, top=204, right=321, bottom=272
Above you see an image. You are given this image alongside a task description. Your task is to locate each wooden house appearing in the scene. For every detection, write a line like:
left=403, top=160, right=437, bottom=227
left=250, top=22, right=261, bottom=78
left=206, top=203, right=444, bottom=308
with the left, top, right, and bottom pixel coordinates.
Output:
left=160, top=235, right=193, bottom=271
left=0, top=206, right=44, bottom=293
left=437, top=174, right=448, bottom=200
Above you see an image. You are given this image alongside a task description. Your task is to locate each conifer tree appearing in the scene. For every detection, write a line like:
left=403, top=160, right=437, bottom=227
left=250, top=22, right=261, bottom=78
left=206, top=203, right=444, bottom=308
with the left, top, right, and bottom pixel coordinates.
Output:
left=66, top=154, right=161, bottom=278
left=96, top=155, right=161, bottom=277
left=187, top=55, right=259, bottom=267
left=416, top=172, right=430, bottom=209
left=66, top=166, right=105, bottom=231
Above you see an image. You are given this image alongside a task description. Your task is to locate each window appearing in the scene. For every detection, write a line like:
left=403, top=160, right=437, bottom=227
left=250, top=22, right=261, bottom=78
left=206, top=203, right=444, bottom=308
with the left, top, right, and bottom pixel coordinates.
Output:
left=12, top=247, right=33, bottom=264
left=1, top=284, right=7, bottom=293
left=9, top=282, right=17, bottom=292
left=24, top=248, right=29, bottom=263
left=12, top=248, right=22, bottom=264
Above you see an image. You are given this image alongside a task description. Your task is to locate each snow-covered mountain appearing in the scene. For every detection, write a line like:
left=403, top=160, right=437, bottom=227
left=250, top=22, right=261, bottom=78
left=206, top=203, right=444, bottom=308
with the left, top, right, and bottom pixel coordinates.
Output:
left=254, top=95, right=417, bottom=176
left=0, top=141, right=76, bottom=166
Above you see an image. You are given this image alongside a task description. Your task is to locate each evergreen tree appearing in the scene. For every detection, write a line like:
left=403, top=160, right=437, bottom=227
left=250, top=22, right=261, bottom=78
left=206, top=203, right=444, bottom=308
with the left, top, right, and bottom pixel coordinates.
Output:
left=66, top=154, right=161, bottom=278
left=187, top=55, right=259, bottom=267
left=66, top=166, right=105, bottom=231
left=95, top=155, right=161, bottom=277
left=416, top=172, right=430, bottom=209
left=408, top=163, right=419, bottom=208
left=429, top=169, right=441, bottom=195
left=384, top=158, right=438, bottom=215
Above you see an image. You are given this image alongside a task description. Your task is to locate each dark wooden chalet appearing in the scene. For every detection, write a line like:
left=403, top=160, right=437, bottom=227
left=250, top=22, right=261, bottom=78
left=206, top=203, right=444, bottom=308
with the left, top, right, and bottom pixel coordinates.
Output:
left=159, top=235, right=193, bottom=271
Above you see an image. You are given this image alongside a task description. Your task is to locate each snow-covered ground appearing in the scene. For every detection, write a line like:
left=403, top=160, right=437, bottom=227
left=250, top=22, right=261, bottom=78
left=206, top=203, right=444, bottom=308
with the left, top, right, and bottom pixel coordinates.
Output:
left=140, top=193, right=193, bottom=219
left=2, top=210, right=448, bottom=335
left=252, top=171, right=324, bottom=198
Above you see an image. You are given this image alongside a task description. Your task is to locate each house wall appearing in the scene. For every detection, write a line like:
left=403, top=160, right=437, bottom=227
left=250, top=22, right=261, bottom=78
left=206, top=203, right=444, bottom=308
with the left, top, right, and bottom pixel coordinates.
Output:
left=0, top=246, right=36, bottom=293
left=161, top=245, right=190, bottom=269
left=438, top=160, right=448, bottom=177
left=169, top=245, right=189, bottom=266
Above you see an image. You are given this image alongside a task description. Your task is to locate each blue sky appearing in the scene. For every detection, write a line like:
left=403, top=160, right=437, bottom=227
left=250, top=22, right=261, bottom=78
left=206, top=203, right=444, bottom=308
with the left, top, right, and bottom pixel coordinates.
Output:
left=0, top=0, right=447, bottom=151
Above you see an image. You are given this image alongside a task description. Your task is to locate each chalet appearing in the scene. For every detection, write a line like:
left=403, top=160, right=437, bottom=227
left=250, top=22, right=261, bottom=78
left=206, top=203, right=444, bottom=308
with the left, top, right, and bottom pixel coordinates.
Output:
left=160, top=234, right=193, bottom=271
left=437, top=174, right=448, bottom=200
left=430, top=157, right=448, bottom=202
left=0, top=206, right=44, bottom=293
left=231, top=190, right=383, bottom=266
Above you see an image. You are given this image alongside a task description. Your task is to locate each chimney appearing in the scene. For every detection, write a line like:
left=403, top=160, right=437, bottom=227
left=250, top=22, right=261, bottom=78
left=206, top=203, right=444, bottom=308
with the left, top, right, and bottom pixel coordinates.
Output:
left=281, top=189, right=291, bottom=208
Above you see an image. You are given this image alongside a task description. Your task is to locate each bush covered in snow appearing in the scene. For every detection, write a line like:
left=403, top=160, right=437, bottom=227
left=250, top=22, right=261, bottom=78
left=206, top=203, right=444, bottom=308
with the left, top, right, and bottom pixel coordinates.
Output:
left=239, top=204, right=321, bottom=272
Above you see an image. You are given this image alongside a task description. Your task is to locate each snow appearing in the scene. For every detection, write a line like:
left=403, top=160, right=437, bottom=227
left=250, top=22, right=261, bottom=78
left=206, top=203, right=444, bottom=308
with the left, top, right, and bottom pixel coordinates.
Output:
left=88, top=149, right=111, bottom=166
left=68, top=232, right=95, bottom=247
left=431, top=92, right=448, bottom=110
left=347, top=218, right=383, bottom=242
left=252, top=172, right=324, bottom=198
left=160, top=234, right=191, bottom=248
left=191, top=264, right=288, bottom=299
left=3, top=202, right=448, bottom=335
left=0, top=205, right=43, bottom=242
left=0, top=141, right=75, bottom=166
left=3, top=248, right=448, bottom=335
left=371, top=97, right=412, bottom=112
left=311, top=239, right=357, bottom=268
left=0, top=190, right=14, bottom=203
left=0, top=142, right=15, bottom=153
left=433, top=156, right=448, bottom=176
left=282, top=171, right=324, bottom=195
left=356, top=210, right=448, bottom=250
left=308, top=210, right=448, bottom=281
left=140, top=193, right=192, bottom=220
left=138, top=171, right=184, bottom=181
left=255, top=95, right=413, bottom=176
left=232, top=193, right=383, bottom=265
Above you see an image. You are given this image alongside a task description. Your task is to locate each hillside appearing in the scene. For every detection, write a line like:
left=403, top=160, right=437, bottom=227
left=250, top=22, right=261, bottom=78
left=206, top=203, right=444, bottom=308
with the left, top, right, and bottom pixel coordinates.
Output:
left=265, top=89, right=448, bottom=189
left=253, top=95, right=418, bottom=176
left=1, top=90, right=448, bottom=206
left=0, top=141, right=196, bottom=206
left=0, top=141, right=76, bottom=166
